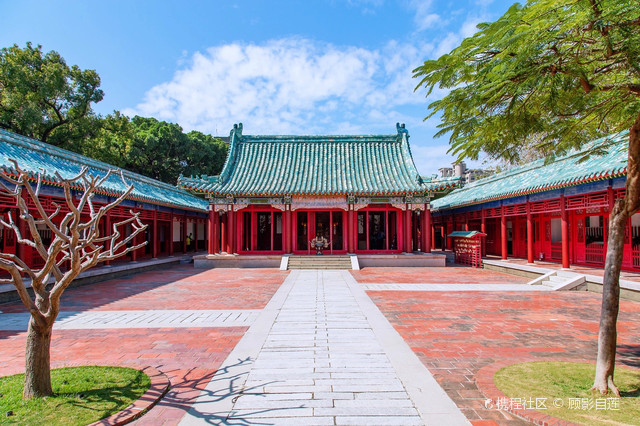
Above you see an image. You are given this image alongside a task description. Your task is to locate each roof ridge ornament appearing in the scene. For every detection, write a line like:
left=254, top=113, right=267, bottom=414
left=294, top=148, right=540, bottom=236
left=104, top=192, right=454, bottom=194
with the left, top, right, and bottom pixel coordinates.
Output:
left=230, top=123, right=243, bottom=138
left=396, top=122, right=409, bottom=137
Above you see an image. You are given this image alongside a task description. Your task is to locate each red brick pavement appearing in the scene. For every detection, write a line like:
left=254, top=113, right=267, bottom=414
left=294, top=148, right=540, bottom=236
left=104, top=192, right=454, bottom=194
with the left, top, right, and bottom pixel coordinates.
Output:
left=352, top=266, right=530, bottom=284
left=361, top=268, right=640, bottom=425
left=0, top=267, right=288, bottom=425
left=0, top=265, right=288, bottom=313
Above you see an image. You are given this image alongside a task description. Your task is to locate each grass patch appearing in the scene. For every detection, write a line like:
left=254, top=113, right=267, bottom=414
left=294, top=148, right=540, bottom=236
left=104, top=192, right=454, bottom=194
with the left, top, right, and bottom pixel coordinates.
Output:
left=0, top=366, right=151, bottom=425
left=494, top=361, right=640, bottom=426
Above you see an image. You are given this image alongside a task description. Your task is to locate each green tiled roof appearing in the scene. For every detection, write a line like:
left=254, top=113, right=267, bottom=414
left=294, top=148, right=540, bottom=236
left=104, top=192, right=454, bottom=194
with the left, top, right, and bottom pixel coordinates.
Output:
left=0, top=129, right=208, bottom=212
left=179, top=124, right=459, bottom=197
left=431, top=132, right=628, bottom=211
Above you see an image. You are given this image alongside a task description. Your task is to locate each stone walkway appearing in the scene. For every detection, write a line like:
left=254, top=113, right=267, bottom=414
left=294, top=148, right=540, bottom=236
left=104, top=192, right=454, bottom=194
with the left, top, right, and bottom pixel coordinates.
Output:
left=179, top=270, right=469, bottom=425
left=0, top=309, right=261, bottom=330
left=361, top=283, right=549, bottom=291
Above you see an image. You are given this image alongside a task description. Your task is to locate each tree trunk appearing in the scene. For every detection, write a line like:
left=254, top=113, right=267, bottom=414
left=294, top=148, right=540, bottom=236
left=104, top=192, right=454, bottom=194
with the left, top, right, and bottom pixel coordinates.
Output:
left=593, top=201, right=625, bottom=396
left=23, top=319, right=53, bottom=398
left=593, top=113, right=640, bottom=395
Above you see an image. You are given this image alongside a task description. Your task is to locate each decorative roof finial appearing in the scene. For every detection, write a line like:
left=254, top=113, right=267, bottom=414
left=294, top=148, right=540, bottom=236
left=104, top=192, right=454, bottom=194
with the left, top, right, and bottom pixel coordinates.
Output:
left=396, top=122, right=408, bottom=135
left=230, top=123, right=244, bottom=138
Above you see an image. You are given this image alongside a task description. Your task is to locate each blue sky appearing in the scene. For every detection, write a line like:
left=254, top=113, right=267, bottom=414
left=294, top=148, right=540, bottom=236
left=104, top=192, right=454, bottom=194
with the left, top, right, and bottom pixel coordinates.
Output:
left=1, top=0, right=515, bottom=175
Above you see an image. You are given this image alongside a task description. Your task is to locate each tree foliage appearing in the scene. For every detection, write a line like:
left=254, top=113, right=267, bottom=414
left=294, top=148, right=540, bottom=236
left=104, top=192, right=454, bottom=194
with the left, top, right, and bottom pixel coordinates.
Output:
left=0, top=42, right=228, bottom=185
left=414, top=0, right=640, bottom=163
left=87, top=115, right=228, bottom=184
left=414, top=0, right=640, bottom=395
left=0, top=43, right=103, bottom=145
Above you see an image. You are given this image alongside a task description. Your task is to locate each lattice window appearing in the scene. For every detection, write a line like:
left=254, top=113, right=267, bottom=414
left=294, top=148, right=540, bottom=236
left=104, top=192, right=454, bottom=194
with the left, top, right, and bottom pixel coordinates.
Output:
left=485, top=207, right=502, bottom=218
left=468, top=210, right=482, bottom=220
left=586, top=193, right=609, bottom=208
left=503, top=204, right=526, bottom=216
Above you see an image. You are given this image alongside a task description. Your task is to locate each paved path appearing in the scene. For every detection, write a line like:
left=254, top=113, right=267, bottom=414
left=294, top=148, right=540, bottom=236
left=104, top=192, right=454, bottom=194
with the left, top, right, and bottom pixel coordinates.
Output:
left=361, top=283, right=550, bottom=291
left=0, top=309, right=260, bottom=330
left=179, top=270, right=469, bottom=425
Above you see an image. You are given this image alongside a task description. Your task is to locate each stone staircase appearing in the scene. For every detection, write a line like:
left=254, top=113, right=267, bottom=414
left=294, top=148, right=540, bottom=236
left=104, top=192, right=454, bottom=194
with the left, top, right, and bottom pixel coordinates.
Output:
left=527, top=269, right=586, bottom=291
left=286, top=255, right=353, bottom=270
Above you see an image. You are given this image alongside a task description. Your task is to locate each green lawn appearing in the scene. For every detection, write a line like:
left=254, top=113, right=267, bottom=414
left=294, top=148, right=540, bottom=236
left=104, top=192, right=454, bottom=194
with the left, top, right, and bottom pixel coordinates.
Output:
left=494, top=361, right=640, bottom=426
left=0, top=366, right=151, bottom=425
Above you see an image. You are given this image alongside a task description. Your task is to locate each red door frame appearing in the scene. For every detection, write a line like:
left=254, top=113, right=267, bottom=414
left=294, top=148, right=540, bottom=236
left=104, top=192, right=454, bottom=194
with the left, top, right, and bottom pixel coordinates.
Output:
left=292, top=209, right=347, bottom=254
left=237, top=206, right=285, bottom=255
left=353, top=205, right=403, bottom=254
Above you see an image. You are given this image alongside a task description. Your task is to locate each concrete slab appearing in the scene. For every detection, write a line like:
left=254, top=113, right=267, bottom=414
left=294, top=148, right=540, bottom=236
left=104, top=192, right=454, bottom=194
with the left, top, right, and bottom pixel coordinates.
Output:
left=358, top=253, right=446, bottom=268
left=180, top=270, right=469, bottom=425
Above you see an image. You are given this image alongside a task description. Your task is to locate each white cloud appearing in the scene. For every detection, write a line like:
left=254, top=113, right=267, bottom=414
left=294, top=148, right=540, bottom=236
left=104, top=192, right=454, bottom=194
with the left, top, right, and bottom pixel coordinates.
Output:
left=125, top=37, right=435, bottom=136
left=433, top=15, right=485, bottom=58
left=408, top=0, right=442, bottom=32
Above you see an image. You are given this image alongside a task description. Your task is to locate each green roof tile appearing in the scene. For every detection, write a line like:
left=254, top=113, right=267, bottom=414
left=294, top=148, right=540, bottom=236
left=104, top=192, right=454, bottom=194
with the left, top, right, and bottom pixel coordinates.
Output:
left=431, top=132, right=628, bottom=211
left=0, top=129, right=208, bottom=212
left=179, top=125, right=459, bottom=196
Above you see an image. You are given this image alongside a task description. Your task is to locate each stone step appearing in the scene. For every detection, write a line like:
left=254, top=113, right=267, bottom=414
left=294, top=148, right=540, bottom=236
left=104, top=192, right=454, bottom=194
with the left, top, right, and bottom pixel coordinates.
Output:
left=287, top=256, right=352, bottom=270
left=548, top=275, right=566, bottom=283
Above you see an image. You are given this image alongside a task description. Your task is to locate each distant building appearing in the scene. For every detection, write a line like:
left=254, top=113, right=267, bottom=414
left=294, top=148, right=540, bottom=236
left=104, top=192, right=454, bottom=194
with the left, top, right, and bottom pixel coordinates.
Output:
left=438, top=162, right=494, bottom=184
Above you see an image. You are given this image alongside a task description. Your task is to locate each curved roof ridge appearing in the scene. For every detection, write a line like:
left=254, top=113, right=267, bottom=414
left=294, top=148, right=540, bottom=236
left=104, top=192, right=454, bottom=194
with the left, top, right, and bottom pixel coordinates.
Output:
left=431, top=131, right=628, bottom=210
left=179, top=124, right=452, bottom=196
left=0, top=129, right=207, bottom=212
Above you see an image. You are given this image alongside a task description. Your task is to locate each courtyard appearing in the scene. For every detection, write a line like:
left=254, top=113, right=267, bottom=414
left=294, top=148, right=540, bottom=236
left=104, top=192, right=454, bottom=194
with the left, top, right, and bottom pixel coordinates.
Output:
left=1, top=264, right=638, bottom=425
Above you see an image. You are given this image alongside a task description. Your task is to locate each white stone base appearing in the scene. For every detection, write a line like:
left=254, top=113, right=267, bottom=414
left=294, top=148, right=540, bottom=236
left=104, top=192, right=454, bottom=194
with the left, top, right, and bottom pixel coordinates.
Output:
left=193, top=254, right=282, bottom=269
left=357, top=252, right=446, bottom=268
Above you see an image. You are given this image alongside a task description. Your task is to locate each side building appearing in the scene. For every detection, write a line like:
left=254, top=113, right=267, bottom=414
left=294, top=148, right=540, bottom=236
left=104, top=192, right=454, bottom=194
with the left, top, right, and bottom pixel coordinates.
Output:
left=0, top=129, right=209, bottom=270
left=430, top=131, right=639, bottom=272
left=179, top=123, right=460, bottom=259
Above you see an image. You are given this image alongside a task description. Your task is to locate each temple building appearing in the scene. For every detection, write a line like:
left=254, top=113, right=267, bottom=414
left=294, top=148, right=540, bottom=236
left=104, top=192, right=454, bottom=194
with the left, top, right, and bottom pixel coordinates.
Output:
left=178, top=123, right=459, bottom=261
left=430, top=131, right=639, bottom=272
left=2, top=123, right=637, bottom=273
left=0, top=129, right=209, bottom=270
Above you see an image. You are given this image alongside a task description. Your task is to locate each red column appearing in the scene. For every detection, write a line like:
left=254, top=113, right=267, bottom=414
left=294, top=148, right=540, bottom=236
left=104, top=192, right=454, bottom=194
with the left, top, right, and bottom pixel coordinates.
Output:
left=169, top=213, right=174, bottom=256
left=284, top=208, right=292, bottom=253
left=131, top=224, right=138, bottom=262
left=152, top=211, right=158, bottom=258
left=182, top=218, right=187, bottom=253
left=561, top=195, right=570, bottom=268
left=431, top=223, right=435, bottom=251
left=347, top=209, right=355, bottom=252
left=213, top=211, right=220, bottom=254
left=194, top=219, right=199, bottom=252
left=220, top=213, right=227, bottom=253
left=526, top=203, right=534, bottom=264
left=104, top=212, right=112, bottom=265
left=424, top=209, right=431, bottom=253
left=442, top=224, right=447, bottom=250
left=404, top=208, right=412, bottom=253
left=501, top=209, right=508, bottom=260
left=228, top=208, right=235, bottom=254
left=480, top=209, right=486, bottom=257
left=208, top=208, right=215, bottom=254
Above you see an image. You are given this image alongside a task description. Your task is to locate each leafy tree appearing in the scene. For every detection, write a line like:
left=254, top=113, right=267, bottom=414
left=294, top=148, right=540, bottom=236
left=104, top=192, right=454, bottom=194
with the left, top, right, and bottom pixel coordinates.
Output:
left=80, top=112, right=134, bottom=169
left=128, top=116, right=190, bottom=183
left=0, top=42, right=103, bottom=145
left=124, top=116, right=227, bottom=184
left=185, top=130, right=228, bottom=178
left=414, top=0, right=640, bottom=395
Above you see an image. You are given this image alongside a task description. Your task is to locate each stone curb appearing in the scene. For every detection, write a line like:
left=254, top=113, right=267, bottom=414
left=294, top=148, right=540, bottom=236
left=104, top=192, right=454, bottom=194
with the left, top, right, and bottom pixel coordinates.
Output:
left=475, top=358, right=630, bottom=426
left=89, top=366, right=170, bottom=426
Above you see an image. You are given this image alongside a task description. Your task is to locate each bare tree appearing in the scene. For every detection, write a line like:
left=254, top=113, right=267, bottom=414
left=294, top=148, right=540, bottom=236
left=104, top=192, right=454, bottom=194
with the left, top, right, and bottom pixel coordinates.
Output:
left=0, top=159, right=147, bottom=398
